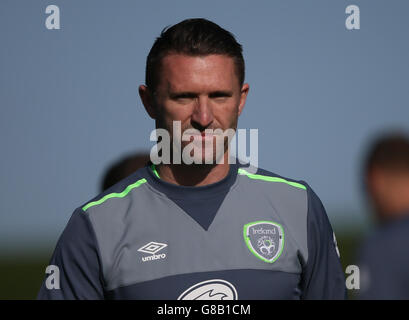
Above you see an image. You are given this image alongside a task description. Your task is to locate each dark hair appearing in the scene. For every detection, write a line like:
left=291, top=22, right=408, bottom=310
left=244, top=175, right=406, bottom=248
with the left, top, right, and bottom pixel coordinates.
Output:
left=145, top=18, right=245, bottom=92
left=101, top=153, right=150, bottom=191
left=364, top=132, right=409, bottom=173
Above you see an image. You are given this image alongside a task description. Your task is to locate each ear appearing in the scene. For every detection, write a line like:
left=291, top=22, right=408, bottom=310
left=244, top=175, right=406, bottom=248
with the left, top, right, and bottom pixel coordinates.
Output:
left=139, top=85, right=156, bottom=119
left=238, top=83, right=249, bottom=116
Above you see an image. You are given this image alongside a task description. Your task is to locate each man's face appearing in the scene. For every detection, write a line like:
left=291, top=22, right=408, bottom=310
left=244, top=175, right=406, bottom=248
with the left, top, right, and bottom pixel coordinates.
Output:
left=144, top=54, right=249, bottom=164
left=367, top=166, right=409, bottom=222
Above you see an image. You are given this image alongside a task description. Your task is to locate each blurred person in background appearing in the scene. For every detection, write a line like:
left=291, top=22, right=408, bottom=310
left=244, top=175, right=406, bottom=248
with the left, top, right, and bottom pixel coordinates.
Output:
left=101, top=153, right=150, bottom=192
left=358, top=132, right=409, bottom=299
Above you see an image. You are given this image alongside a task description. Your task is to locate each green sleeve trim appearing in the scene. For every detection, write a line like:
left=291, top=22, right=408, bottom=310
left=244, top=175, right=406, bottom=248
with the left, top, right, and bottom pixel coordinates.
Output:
left=151, top=164, right=160, bottom=179
left=238, top=168, right=306, bottom=190
left=82, top=178, right=147, bottom=211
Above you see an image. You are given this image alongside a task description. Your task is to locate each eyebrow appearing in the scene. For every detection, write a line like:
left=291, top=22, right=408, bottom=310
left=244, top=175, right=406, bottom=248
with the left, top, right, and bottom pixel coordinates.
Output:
left=169, top=90, right=233, bottom=99
left=169, top=92, right=197, bottom=99
left=209, top=90, right=233, bottom=98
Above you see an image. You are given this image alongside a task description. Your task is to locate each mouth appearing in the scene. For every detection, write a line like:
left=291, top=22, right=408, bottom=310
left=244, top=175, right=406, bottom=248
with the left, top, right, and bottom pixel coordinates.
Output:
left=199, top=132, right=216, bottom=139
left=188, top=132, right=220, bottom=142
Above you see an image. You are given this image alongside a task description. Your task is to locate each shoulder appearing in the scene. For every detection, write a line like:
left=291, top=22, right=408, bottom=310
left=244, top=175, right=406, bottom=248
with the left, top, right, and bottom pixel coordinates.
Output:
left=237, top=164, right=307, bottom=190
left=80, top=166, right=150, bottom=216
left=357, top=216, right=409, bottom=298
left=236, top=164, right=329, bottom=217
left=360, top=216, right=409, bottom=258
left=236, top=164, right=313, bottom=205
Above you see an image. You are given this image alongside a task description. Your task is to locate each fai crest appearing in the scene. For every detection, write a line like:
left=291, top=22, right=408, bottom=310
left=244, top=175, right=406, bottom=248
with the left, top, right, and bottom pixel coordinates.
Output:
left=243, top=221, right=284, bottom=263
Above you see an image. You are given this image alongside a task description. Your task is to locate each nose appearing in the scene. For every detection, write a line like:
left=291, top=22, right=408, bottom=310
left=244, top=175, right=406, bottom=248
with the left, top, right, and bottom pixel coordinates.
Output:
left=191, top=96, right=214, bottom=130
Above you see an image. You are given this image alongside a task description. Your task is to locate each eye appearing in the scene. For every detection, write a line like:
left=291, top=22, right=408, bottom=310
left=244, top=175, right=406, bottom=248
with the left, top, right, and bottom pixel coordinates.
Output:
left=171, top=93, right=196, bottom=104
left=212, top=96, right=229, bottom=104
left=213, top=96, right=228, bottom=102
left=209, top=92, right=232, bottom=102
left=176, top=97, right=194, bottom=105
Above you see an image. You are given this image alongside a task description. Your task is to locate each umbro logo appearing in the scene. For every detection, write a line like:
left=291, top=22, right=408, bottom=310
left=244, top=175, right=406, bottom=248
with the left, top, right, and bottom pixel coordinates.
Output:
left=138, top=241, right=167, bottom=262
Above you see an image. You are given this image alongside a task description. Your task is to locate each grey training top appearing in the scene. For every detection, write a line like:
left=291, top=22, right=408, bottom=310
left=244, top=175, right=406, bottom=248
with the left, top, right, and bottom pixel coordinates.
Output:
left=38, top=162, right=346, bottom=300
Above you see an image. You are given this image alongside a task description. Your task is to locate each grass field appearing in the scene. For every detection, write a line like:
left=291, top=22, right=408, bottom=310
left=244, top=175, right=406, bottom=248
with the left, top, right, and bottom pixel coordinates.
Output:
left=0, top=253, right=51, bottom=299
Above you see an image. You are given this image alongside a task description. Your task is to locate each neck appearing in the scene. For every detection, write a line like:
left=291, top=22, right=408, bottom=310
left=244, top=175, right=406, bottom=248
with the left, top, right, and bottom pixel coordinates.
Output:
left=156, top=153, right=230, bottom=186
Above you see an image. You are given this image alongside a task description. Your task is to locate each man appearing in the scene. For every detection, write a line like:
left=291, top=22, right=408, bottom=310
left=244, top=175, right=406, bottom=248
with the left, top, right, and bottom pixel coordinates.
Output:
left=38, top=18, right=346, bottom=299
left=358, top=133, right=409, bottom=299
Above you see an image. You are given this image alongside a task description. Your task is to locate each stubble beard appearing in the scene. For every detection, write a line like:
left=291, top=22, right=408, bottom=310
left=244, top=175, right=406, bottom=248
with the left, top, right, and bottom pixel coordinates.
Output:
left=155, top=114, right=238, bottom=168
